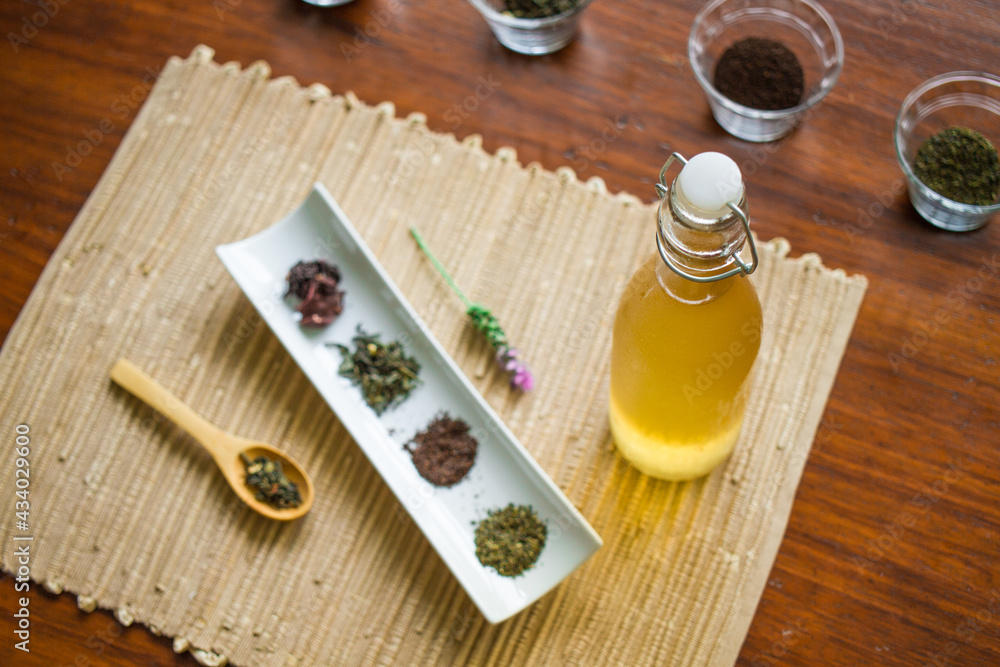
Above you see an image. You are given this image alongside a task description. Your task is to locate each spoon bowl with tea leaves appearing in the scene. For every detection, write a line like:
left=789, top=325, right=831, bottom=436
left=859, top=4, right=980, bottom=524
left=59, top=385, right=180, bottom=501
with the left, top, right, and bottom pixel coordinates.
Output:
left=110, top=359, right=314, bottom=521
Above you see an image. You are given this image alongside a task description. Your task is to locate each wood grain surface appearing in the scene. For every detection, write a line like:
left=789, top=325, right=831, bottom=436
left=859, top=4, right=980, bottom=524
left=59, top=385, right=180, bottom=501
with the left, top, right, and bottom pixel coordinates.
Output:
left=1, top=0, right=998, bottom=665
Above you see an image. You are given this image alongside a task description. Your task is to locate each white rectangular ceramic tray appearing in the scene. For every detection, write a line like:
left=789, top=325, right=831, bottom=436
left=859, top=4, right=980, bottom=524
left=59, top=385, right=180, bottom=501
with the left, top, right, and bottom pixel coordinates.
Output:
left=216, top=183, right=601, bottom=623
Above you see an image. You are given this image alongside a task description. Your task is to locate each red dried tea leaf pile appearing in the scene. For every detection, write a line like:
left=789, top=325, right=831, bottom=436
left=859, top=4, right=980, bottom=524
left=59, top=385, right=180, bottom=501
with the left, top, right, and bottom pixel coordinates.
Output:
left=285, top=259, right=345, bottom=327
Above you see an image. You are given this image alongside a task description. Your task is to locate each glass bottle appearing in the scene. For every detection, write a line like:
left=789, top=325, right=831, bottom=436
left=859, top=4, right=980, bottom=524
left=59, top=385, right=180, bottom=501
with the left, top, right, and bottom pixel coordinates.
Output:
left=609, top=152, right=763, bottom=481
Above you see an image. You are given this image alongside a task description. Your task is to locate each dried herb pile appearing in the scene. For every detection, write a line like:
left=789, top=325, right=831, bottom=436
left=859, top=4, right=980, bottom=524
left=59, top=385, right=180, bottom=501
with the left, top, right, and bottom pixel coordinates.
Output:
left=501, top=0, right=579, bottom=19
left=713, top=37, right=804, bottom=110
left=913, top=126, right=1000, bottom=206
left=405, top=413, right=478, bottom=487
left=331, top=327, right=421, bottom=415
left=286, top=259, right=346, bottom=327
left=474, top=504, right=547, bottom=577
left=241, top=452, right=302, bottom=509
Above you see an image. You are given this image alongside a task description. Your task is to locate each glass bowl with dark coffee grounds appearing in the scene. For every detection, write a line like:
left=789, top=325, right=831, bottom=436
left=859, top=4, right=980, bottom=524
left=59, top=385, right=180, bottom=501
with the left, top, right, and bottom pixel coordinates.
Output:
left=688, top=0, right=843, bottom=142
left=895, top=72, right=1000, bottom=232
left=467, top=0, right=594, bottom=55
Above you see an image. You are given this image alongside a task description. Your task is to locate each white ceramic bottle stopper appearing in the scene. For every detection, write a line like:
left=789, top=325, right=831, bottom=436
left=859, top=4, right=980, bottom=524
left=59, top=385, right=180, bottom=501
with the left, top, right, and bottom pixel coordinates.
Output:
left=676, top=151, right=745, bottom=215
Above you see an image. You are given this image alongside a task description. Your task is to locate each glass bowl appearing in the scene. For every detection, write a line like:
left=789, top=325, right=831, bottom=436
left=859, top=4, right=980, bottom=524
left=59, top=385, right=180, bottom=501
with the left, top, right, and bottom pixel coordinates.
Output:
left=467, top=0, right=594, bottom=55
left=894, top=72, right=1000, bottom=232
left=688, top=0, right=843, bottom=142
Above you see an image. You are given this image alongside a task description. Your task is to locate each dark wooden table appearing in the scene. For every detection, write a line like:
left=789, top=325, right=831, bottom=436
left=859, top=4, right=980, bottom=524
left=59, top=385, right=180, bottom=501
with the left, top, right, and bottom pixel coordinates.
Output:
left=2, top=0, right=998, bottom=664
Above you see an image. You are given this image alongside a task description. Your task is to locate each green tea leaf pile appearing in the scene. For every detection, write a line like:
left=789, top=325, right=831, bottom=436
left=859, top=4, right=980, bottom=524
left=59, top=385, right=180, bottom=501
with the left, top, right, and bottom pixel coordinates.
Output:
left=501, top=0, right=579, bottom=19
left=241, top=452, right=302, bottom=509
left=913, top=126, right=1000, bottom=206
left=330, top=327, right=421, bottom=415
left=474, top=504, right=547, bottom=577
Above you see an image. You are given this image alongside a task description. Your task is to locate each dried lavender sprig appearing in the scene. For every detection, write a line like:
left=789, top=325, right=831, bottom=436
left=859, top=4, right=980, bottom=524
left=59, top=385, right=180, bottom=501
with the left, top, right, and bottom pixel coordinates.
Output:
left=410, top=228, right=534, bottom=391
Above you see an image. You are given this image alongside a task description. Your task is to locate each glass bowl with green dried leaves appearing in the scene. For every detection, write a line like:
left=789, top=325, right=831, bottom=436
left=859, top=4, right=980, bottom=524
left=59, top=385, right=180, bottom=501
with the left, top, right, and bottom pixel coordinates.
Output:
left=467, top=0, right=594, bottom=55
left=895, top=72, right=1000, bottom=232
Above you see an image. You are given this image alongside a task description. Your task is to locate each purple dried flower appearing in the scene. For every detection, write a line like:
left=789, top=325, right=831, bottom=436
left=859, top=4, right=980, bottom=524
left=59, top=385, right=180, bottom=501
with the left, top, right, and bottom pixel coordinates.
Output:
left=498, top=346, right=534, bottom=391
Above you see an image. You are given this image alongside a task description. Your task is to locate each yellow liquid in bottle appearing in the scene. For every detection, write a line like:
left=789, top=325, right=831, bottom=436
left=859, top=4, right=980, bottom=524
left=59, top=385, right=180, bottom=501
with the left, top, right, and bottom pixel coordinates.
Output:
left=609, top=254, right=762, bottom=480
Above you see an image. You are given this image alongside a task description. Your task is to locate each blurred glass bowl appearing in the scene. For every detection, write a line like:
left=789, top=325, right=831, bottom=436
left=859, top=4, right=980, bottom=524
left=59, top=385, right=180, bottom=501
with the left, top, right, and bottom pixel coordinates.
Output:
left=300, top=0, right=354, bottom=6
left=468, top=0, right=593, bottom=55
left=688, top=0, right=843, bottom=142
left=894, top=71, right=1000, bottom=232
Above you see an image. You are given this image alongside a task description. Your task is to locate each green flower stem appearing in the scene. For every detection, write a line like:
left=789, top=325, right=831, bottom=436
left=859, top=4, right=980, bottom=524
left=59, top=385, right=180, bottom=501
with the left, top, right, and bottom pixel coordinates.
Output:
left=409, top=227, right=473, bottom=310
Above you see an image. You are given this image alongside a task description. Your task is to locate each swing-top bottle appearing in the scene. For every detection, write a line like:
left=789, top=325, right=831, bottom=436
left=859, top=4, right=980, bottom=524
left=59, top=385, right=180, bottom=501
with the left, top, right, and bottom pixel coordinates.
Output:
left=609, top=151, right=763, bottom=481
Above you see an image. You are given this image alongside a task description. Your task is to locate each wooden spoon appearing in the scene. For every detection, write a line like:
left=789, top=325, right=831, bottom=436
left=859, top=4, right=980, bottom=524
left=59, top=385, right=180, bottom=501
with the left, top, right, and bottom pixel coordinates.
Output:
left=110, top=359, right=314, bottom=521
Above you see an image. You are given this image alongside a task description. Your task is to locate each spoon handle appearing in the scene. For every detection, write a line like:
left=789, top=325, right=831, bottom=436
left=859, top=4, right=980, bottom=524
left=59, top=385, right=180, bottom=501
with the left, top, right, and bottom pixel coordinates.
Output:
left=110, top=359, right=229, bottom=455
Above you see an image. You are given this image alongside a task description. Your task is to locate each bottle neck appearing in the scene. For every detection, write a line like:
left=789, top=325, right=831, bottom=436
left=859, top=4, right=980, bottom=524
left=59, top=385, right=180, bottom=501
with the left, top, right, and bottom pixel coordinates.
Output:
left=657, top=181, right=750, bottom=283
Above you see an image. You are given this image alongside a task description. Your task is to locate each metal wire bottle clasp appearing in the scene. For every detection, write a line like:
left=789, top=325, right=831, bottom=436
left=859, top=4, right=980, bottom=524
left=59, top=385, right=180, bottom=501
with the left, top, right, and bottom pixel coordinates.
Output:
left=654, top=152, right=759, bottom=283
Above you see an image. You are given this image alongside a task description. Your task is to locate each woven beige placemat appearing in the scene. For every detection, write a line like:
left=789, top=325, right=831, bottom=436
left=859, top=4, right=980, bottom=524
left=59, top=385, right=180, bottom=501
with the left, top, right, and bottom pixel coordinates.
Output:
left=0, top=46, right=866, bottom=666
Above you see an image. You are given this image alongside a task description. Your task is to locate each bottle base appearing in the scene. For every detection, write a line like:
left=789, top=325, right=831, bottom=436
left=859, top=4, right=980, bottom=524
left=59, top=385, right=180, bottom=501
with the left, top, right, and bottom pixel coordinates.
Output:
left=608, top=400, right=742, bottom=481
